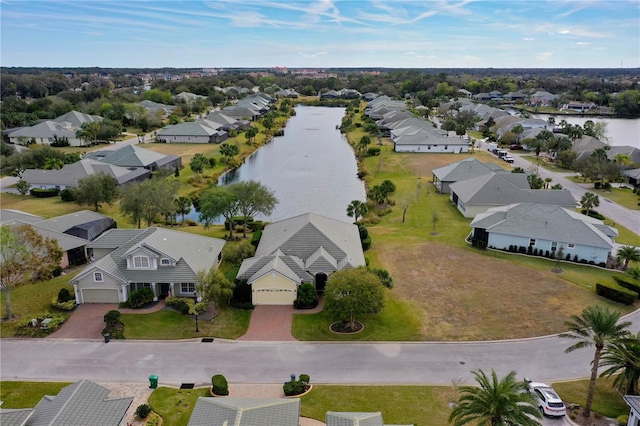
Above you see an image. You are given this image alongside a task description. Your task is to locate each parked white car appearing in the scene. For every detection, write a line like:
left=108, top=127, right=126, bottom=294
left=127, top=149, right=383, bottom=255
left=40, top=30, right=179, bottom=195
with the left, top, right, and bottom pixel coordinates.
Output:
left=502, top=155, right=515, bottom=163
left=528, top=382, right=566, bottom=417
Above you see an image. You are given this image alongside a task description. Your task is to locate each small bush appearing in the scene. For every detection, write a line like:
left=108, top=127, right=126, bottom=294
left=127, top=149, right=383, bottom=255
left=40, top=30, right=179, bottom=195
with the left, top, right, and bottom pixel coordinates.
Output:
left=533, top=248, right=539, bottom=256
left=52, top=266, right=63, bottom=277
left=52, top=296, right=76, bottom=311
left=104, top=310, right=122, bottom=326
left=614, top=276, right=640, bottom=298
left=294, top=283, right=318, bottom=309
left=367, top=146, right=381, bottom=156
left=617, top=415, right=629, bottom=425
left=369, top=268, right=393, bottom=289
left=223, top=241, right=255, bottom=265
left=581, top=209, right=605, bottom=220
left=30, top=188, right=60, bottom=198
left=283, top=380, right=306, bottom=396
left=127, top=288, right=154, bottom=309
left=165, top=297, right=192, bottom=314
left=518, top=246, right=526, bottom=254
left=14, top=312, right=66, bottom=337
left=135, top=404, right=152, bottom=419
left=545, top=250, right=550, bottom=258
left=628, top=267, right=640, bottom=280
left=60, top=188, right=76, bottom=202
left=57, top=288, right=73, bottom=302
left=299, top=374, right=310, bottom=384
left=229, top=300, right=255, bottom=310
left=211, top=374, right=229, bottom=396
left=250, top=230, right=262, bottom=247
left=596, top=282, right=637, bottom=305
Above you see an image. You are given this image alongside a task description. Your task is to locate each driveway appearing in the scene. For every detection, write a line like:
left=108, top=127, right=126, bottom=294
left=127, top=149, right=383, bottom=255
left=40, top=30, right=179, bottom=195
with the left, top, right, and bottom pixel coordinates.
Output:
left=239, top=300, right=323, bottom=341
left=48, top=304, right=117, bottom=339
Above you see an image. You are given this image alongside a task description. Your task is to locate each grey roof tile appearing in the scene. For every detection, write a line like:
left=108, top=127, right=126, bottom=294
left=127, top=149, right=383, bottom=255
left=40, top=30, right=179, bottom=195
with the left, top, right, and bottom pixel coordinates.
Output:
left=188, top=397, right=300, bottom=426
left=326, top=411, right=384, bottom=426
left=0, top=408, right=34, bottom=426
left=432, top=158, right=506, bottom=182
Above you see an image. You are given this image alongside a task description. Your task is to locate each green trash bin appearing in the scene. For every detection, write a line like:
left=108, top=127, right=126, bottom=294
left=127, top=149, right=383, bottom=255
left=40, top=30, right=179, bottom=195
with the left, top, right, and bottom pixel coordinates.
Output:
left=149, top=375, right=158, bottom=389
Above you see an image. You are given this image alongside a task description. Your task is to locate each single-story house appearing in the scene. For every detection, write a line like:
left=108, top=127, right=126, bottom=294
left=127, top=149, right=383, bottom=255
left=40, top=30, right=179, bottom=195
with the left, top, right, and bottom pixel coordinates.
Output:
left=188, top=398, right=300, bottom=426
left=530, top=90, right=558, bottom=106
left=449, top=172, right=576, bottom=218
left=274, top=88, right=299, bottom=98
left=70, top=227, right=225, bottom=304
left=432, top=158, right=506, bottom=194
left=0, top=209, right=117, bottom=268
left=21, top=159, right=150, bottom=190
left=0, top=380, right=132, bottom=426
left=222, top=105, right=261, bottom=121
left=174, top=91, right=207, bottom=103
left=392, top=126, right=468, bottom=154
left=624, top=168, right=640, bottom=187
left=138, top=100, right=176, bottom=118
left=7, top=111, right=103, bottom=147
left=83, top=144, right=181, bottom=171
left=624, top=395, right=640, bottom=426
left=326, top=411, right=411, bottom=426
left=237, top=213, right=366, bottom=305
left=205, top=111, right=250, bottom=131
left=470, top=203, right=617, bottom=265
left=156, top=120, right=228, bottom=144
left=320, top=90, right=341, bottom=99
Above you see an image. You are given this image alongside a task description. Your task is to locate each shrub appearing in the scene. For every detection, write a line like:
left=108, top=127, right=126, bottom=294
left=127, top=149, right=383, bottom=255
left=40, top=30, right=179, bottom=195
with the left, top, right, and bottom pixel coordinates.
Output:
left=294, top=283, right=318, bottom=309
left=231, top=281, right=252, bottom=304
left=248, top=221, right=266, bottom=232
left=518, top=246, right=526, bottom=254
left=283, top=380, right=305, bottom=396
left=52, top=265, right=63, bottom=277
left=566, top=253, right=571, bottom=261
left=628, top=267, right=640, bottom=280
left=581, top=209, right=605, bottom=220
left=127, top=288, right=154, bottom=309
left=104, top=310, right=122, bottom=326
left=165, top=297, right=192, bottom=314
left=57, top=288, right=73, bottom=302
left=30, top=188, right=60, bottom=198
left=223, top=241, right=255, bottom=265
left=250, top=230, right=262, bottom=247
left=367, top=146, right=381, bottom=156
left=52, top=296, right=76, bottom=311
left=369, top=268, right=393, bottom=289
left=596, top=282, right=637, bottom=305
left=603, top=182, right=612, bottom=190
left=508, top=245, right=515, bottom=252
left=527, top=245, right=533, bottom=255
left=135, top=404, right=152, bottom=419
left=617, top=415, right=629, bottom=425
left=229, top=300, right=254, bottom=310
left=299, top=374, right=310, bottom=384
left=545, top=250, right=550, bottom=258
left=14, top=312, right=66, bottom=337
left=211, top=374, right=229, bottom=395
left=533, top=248, right=539, bottom=256
left=574, top=255, right=579, bottom=262
left=59, top=188, right=75, bottom=202
left=614, top=276, right=640, bottom=298
left=225, top=216, right=253, bottom=231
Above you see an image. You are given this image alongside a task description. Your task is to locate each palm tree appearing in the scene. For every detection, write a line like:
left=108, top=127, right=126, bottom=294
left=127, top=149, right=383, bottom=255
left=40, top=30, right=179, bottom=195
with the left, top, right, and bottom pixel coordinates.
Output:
left=174, top=196, right=192, bottom=224
left=346, top=200, right=367, bottom=223
left=580, top=192, right=600, bottom=217
left=600, top=332, right=640, bottom=395
left=43, top=157, right=64, bottom=170
left=512, top=124, right=524, bottom=143
left=617, top=246, right=640, bottom=270
left=614, top=152, right=635, bottom=169
left=559, top=306, right=632, bottom=417
left=448, top=369, right=541, bottom=426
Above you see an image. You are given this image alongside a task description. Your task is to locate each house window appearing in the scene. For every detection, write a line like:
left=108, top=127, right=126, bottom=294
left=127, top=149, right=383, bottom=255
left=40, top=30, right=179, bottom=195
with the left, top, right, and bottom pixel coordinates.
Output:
left=93, top=272, right=103, bottom=282
left=567, top=244, right=575, bottom=249
left=551, top=242, right=558, bottom=252
left=181, top=283, right=195, bottom=293
left=529, top=239, right=536, bottom=246
left=132, top=283, right=151, bottom=291
left=133, top=256, right=150, bottom=268
left=160, top=259, right=171, bottom=266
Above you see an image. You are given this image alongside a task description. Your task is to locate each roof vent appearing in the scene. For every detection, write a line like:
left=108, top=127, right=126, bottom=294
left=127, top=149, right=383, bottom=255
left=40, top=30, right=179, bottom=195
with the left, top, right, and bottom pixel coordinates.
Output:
left=209, top=246, right=213, bottom=251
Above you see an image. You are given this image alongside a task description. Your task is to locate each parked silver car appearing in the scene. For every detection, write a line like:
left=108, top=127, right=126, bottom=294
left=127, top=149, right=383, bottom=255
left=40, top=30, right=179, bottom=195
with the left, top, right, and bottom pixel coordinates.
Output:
left=528, top=382, right=566, bottom=417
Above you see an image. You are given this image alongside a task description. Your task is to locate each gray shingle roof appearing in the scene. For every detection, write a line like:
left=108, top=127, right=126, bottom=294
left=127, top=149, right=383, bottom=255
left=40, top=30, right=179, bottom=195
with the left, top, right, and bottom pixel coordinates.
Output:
left=22, top=159, right=150, bottom=187
left=188, top=397, right=300, bottom=426
left=470, top=203, right=616, bottom=249
left=625, top=395, right=640, bottom=414
left=73, top=227, right=225, bottom=284
left=83, top=145, right=178, bottom=168
left=25, top=223, right=88, bottom=251
left=326, top=411, right=384, bottom=426
left=27, top=380, right=132, bottom=426
left=35, top=210, right=113, bottom=233
left=0, top=408, right=34, bottom=426
left=432, top=158, right=505, bottom=182
left=237, top=249, right=312, bottom=283
left=0, top=209, right=44, bottom=225
left=52, top=111, right=102, bottom=127
left=450, top=173, right=576, bottom=207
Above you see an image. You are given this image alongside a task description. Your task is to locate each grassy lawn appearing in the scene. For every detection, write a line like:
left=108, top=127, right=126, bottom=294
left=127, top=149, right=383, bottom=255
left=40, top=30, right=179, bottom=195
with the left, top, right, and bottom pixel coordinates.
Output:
left=0, top=270, right=80, bottom=337
left=121, top=304, right=251, bottom=340
left=148, top=386, right=209, bottom=426
left=520, top=154, right=575, bottom=173
left=0, top=381, right=72, bottom=408
left=593, top=186, right=640, bottom=211
left=553, top=377, right=628, bottom=418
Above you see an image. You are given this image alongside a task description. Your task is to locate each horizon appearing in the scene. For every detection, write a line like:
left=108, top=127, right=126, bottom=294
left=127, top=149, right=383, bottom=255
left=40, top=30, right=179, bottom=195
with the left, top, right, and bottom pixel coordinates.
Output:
left=1, top=0, right=639, bottom=69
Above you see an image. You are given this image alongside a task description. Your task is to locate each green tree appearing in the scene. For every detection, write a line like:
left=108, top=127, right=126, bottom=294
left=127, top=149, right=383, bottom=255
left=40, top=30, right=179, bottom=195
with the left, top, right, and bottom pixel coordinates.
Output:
left=245, top=126, right=258, bottom=145
left=600, top=332, right=640, bottom=395
left=617, top=246, right=640, bottom=270
left=380, top=180, right=396, bottom=206
left=448, top=369, right=541, bottom=426
left=119, top=178, right=179, bottom=227
left=1, top=224, right=63, bottom=319
left=346, top=200, right=367, bottom=223
left=219, top=143, right=240, bottom=163
left=119, top=184, right=144, bottom=228
left=511, top=124, right=524, bottom=142
left=74, top=172, right=118, bottom=211
left=190, top=153, right=208, bottom=183
left=230, top=180, right=278, bottom=238
left=560, top=306, right=632, bottom=417
left=323, top=267, right=386, bottom=331
left=368, top=185, right=386, bottom=206
left=15, top=179, right=31, bottom=199
left=174, top=196, right=192, bottom=224
left=75, top=121, right=100, bottom=145
left=43, top=157, right=64, bottom=170
left=357, top=135, right=371, bottom=153
left=199, top=186, right=239, bottom=238
left=580, top=192, right=600, bottom=217
left=195, top=267, right=235, bottom=307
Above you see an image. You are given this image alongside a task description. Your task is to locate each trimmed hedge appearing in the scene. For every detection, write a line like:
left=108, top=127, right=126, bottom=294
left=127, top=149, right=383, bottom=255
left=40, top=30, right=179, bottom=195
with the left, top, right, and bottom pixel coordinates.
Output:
left=613, top=276, right=640, bottom=298
left=30, top=188, right=60, bottom=198
left=582, top=209, right=605, bottom=220
left=165, top=297, right=192, bottom=314
left=596, top=282, right=638, bottom=305
left=250, top=230, right=262, bottom=247
left=126, top=288, right=154, bottom=309
left=211, top=374, right=229, bottom=396
left=52, top=297, right=76, bottom=311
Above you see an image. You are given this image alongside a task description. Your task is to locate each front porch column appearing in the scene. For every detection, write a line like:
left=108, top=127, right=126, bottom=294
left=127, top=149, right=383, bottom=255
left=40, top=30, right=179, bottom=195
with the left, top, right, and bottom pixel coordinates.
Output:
left=151, top=283, right=158, bottom=302
left=73, top=284, right=80, bottom=304
left=169, top=283, right=175, bottom=297
left=121, top=283, right=129, bottom=302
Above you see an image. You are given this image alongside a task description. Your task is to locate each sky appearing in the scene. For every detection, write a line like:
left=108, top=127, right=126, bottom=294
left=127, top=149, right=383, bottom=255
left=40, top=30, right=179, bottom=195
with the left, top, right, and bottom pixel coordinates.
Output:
left=1, top=0, right=639, bottom=69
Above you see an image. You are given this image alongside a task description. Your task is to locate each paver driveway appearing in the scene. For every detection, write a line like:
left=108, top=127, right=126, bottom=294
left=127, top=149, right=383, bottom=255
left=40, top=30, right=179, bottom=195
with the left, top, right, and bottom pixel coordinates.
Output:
left=48, top=304, right=117, bottom=339
left=239, top=300, right=323, bottom=341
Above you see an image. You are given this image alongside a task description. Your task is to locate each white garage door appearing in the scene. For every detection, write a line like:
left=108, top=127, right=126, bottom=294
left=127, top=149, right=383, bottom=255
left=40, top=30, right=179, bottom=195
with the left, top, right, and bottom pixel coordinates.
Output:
left=253, top=288, right=295, bottom=305
left=82, top=289, right=119, bottom=303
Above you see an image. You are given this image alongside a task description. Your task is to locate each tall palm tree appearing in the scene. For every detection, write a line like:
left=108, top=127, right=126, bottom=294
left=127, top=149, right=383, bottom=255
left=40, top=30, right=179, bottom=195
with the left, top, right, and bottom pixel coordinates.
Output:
left=346, top=200, right=367, bottom=223
left=614, top=152, right=635, bottom=169
left=174, top=196, right=192, bottom=224
left=617, top=246, right=640, bottom=270
left=448, top=369, right=541, bottom=426
left=600, top=332, right=640, bottom=395
left=559, top=306, right=632, bottom=417
left=580, top=192, right=600, bottom=217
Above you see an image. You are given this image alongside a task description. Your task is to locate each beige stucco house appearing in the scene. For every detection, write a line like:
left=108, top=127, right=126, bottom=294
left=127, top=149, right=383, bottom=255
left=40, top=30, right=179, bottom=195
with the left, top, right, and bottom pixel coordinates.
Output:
left=70, top=227, right=225, bottom=304
left=237, top=213, right=366, bottom=305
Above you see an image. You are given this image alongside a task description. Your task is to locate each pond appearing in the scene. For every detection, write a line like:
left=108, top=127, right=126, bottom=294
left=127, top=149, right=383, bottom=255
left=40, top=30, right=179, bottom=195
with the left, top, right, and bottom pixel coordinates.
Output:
left=183, top=106, right=366, bottom=224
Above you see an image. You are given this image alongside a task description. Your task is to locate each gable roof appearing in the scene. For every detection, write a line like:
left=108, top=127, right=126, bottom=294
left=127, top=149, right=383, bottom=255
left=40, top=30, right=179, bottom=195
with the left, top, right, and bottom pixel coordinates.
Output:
left=326, top=411, right=384, bottom=426
left=0, top=408, right=34, bottom=426
left=8, top=121, right=79, bottom=140
left=237, top=249, right=312, bottom=284
left=188, top=397, right=300, bottom=426
left=22, top=159, right=150, bottom=187
left=471, top=203, right=616, bottom=249
left=625, top=395, right=640, bottom=415
left=254, top=213, right=365, bottom=268
left=450, top=173, right=576, bottom=207
left=84, top=145, right=178, bottom=168
left=0, top=209, right=44, bottom=225
left=432, top=158, right=505, bottom=182
left=52, top=111, right=102, bottom=127
left=26, top=380, right=132, bottom=426
left=73, top=227, right=225, bottom=284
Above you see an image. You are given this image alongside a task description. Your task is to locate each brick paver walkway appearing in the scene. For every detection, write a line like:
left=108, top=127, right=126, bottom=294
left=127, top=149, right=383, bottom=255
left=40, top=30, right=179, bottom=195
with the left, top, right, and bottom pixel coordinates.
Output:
left=238, top=299, right=323, bottom=341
